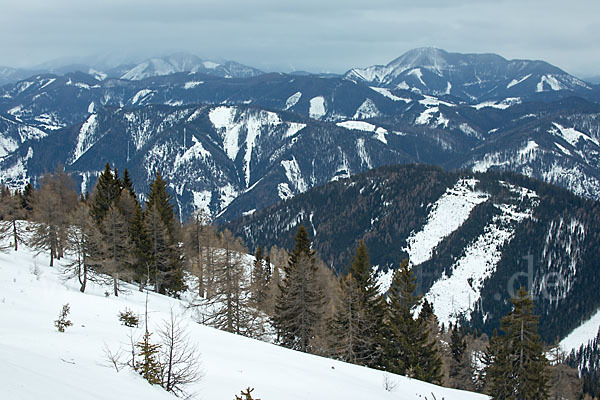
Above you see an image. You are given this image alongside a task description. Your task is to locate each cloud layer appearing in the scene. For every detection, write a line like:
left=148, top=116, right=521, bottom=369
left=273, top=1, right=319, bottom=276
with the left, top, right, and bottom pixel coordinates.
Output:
left=1, top=0, right=598, bottom=77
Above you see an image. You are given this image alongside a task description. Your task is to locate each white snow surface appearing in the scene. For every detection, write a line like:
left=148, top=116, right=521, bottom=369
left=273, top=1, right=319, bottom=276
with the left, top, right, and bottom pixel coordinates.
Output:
left=550, top=123, right=600, bottom=147
left=353, top=98, right=380, bottom=119
left=309, top=96, right=326, bottom=119
left=184, top=81, right=204, bottom=89
left=536, top=75, right=567, bottom=92
left=507, top=74, right=532, bottom=89
left=209, top=106, right=284, bottom=187
left=370, top=87, right=411, bottom=103
left=285, top=92, right=302, bottom=110
left=425, top=184, right=538, bottom=325
left=69, top=114, right=99, bottom=165
left=405, top=178, right=489, bottom=266
left=560, top=308, right=600, bottom=354
left=131, top=89, right=154, bottom=105
left=0, top=241, right=487, bottom=400
left=336, top=120, right=389, bottom=143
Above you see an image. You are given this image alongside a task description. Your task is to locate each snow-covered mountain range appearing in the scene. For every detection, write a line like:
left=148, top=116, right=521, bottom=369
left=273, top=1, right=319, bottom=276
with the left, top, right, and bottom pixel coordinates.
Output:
left=346, top=47, right=593, bottom=102
left=0, top=48, right=600, bottom=223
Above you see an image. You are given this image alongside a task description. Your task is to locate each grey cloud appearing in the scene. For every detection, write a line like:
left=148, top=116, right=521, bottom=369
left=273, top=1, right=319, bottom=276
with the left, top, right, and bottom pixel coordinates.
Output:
left=0, top=0, right=598, bottom=77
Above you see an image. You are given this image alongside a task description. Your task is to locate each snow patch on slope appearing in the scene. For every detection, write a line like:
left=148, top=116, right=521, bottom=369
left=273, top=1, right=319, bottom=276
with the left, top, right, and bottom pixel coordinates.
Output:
left=550, top=123, right=600, bottom=147
left=370, top=87, right=410, bottom=103
left=309, top=96, right=326, bottom=119
left=285, top=92, right=302, bottom=110
left=425, top=185, right=538, bottom=325
left=353, top=99, right=380, bottom=119
left=69, top=114, right=100, bottom=165
left=561, top=309, right=600, bottom=354
left=405, top=178, right=489, bottom=266
left=281, top=157, right=307, bottom=193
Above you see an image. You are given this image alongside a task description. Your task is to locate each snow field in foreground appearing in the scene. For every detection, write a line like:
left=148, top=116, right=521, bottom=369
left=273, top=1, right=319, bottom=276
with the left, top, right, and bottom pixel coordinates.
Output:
left=0, top=245, right=487, bottom=399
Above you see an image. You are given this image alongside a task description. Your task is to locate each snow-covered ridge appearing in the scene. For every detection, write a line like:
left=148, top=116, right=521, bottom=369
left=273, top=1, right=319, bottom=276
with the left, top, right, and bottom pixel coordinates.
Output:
left=405, top=178, right=489, bottom=266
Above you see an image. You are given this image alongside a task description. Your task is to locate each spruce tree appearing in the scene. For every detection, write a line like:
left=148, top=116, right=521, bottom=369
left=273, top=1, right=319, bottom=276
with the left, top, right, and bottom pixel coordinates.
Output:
left=144, top=171, right=185, bottom=297
left=485, top=287, right=550, bottom=400
left=330, top=241, right=383, bottom=366
left=380, top=259, right=442, bottom=384
left=91, top=163, right=121, bottom=224
left=273, top=226, right=325, bottom=353
left=130, top=203, right=153, bottom=291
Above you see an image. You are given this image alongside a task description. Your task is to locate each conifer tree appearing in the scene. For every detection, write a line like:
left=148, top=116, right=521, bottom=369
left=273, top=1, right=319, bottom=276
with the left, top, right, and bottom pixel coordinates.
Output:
left=130, top=203, right=153, bottom=291
left=183, top=210, right=211, bottom=297
left=485, top=287, right=550, bottom=400
left=121, top=168, right=137, bottom=200
left=250, top=246, right=270, bottom=308
left=144, top=171, right=185, bottom=297
left=202, top=230, right=254, bottom=335
left=91, top=163, right=121, bottom=224
left=135, top=330, right=163, bottom=385
left=330, top=241, right=383, bottom=366
left=273, top=226, right=325, bottom=353
left=380, top=259, right=442, bottom=384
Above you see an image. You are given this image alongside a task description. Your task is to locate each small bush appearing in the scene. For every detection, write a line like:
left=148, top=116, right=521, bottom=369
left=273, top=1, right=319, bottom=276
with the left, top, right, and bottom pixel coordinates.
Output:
left=118, top=308, right=139, bottom=327
left=235, top=387, right=260, bottom=400
left=55, top=303, right=73, bottom=332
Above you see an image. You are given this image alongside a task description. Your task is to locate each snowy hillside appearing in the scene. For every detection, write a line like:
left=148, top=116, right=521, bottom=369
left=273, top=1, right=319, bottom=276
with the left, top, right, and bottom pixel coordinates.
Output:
left=0, top=243, right=487, bottom=400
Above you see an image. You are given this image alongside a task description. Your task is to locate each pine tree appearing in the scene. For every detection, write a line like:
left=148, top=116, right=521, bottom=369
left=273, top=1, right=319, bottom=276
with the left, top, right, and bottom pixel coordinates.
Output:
left=380, top=259, right=442, bottom=384
left=330, top=241, right=383, bottom=366
left=273, top=226, right=325, bottom=353
left=485, top=287, right=550, bottom=400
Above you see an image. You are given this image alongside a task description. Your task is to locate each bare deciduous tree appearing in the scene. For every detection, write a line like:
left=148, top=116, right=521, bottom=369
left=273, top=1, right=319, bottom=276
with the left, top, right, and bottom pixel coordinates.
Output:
left=158, top=309, right=203, bottom=398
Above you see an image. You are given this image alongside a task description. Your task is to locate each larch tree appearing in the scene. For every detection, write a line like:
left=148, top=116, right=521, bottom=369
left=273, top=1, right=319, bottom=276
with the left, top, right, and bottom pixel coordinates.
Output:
left=273, top=225, right=325, bottom=353
left=99, top=205, right=135, bottom=296
left=63, top=202, right=109, bottom=292
left=29, top=169, right=78, bottom=266
left=183, top=210, right=211, bottom=298
left=0, top=188, right=26, bottom=251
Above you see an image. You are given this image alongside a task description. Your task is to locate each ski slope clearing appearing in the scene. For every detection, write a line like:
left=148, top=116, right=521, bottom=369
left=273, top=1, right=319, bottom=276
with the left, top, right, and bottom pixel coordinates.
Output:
left=0, top=244, right=488, bottom=400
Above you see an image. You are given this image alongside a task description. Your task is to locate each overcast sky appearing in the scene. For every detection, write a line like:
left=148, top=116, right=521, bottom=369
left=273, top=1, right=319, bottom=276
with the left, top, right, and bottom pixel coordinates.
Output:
left=1, top=0, right=599, bottom=78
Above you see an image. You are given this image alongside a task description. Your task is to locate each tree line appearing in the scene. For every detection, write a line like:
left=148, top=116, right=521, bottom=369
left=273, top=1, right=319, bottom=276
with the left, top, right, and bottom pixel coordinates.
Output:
left=0, top=166, right=581, bottom=399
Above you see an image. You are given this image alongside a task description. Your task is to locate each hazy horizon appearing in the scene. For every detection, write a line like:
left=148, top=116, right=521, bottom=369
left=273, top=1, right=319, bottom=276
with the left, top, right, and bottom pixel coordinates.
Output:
left=1, top=0, right=599, bottom=78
